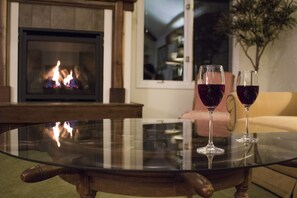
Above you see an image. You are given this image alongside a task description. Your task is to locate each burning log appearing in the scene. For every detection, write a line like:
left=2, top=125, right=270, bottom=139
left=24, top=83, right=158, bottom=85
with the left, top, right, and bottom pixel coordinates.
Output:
left=74, top=65, right=89, bottom=89
left=41, top=61, right=88, bottom=90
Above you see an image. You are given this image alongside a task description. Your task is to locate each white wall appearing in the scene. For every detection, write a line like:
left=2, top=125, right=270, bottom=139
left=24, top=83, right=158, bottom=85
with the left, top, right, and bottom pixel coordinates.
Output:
left=130, top=0, right=297, bottom=118
left=130, top=83, right=194, bottom=118
left=257, top=25, right=297, bottom=91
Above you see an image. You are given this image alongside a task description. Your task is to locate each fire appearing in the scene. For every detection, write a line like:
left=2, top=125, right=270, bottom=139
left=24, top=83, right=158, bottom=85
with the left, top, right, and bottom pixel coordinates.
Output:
left=63, top=70, right=73, bottom=86
left=43, top=60, right=79, bottom=89
left=63, top=121, right=73, bottom=137
left=52, top=60, right=61, bottom=88
left=53, top=122, right=61, bottom=147
left=51, top=121, right=74, bottom=147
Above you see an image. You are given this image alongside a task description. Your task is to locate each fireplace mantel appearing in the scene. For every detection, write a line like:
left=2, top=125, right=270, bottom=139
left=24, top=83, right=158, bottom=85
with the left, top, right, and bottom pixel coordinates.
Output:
left=10, top=0, right=137, bottom=11
left=0, top=0, right=137, bottom=103
left=0, top=102, right=143, bottom=123
left=0, top=102, right=143, bottom=134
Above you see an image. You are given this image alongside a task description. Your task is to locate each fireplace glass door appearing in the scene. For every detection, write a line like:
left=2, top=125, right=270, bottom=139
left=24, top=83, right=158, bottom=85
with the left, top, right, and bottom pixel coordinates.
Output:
left=18, top=28, right=103, bottom=102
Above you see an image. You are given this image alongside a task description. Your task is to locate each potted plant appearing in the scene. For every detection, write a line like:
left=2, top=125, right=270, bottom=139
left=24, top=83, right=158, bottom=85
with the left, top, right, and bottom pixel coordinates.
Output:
left=217, top=0, right=297, bottom=71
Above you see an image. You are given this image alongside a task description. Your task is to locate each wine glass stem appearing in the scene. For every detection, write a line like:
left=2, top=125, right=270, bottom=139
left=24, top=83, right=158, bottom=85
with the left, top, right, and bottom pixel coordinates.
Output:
left=208, top=110, right=214, bottom=146
left=245, top=106, right=250, bottom=137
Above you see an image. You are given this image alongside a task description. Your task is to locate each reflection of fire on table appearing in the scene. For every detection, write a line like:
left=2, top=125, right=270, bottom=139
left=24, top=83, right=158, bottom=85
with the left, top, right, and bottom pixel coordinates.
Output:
left=43, top=121, right=75, bottom=147
left=42, top=121, right=104, bottom=150
left=37, top=120, right=105, bottom=175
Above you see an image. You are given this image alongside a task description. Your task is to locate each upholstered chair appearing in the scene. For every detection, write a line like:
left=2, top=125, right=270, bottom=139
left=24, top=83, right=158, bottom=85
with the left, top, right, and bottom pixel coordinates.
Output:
left=181, top=72, right=235, bottom=133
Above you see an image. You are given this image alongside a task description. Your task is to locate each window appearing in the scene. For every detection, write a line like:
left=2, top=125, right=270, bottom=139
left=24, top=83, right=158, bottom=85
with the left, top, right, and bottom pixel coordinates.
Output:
left=136, top=0, right=230, bottom=89
left=193, top=0, right=230, bottom=78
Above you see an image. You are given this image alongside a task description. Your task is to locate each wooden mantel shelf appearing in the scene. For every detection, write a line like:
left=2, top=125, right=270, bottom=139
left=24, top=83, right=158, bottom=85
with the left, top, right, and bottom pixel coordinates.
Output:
left=0, top=102, right=143, bottom=123
left=10, top=0, right=137, bottom=11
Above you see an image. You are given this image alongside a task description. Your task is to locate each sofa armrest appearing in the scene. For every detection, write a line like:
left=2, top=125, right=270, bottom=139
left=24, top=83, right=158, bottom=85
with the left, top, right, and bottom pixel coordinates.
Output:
left=226, top=92, right=297, bottom=130
left=250, top=92, right=297, bottom=116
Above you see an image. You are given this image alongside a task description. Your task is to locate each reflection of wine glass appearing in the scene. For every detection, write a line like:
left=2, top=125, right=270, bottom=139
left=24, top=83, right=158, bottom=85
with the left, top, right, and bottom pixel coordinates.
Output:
left=196, top=65, right=225, bottom=155
left=236, top=70, right=259, bottom=143
left=206, top=154, right=214, bottom=169
left=242, top=143, right=254, bottom=166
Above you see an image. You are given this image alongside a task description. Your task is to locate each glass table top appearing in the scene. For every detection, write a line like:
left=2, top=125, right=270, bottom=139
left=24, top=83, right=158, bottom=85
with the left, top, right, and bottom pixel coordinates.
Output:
left=0, top=118, right=297, bottom=172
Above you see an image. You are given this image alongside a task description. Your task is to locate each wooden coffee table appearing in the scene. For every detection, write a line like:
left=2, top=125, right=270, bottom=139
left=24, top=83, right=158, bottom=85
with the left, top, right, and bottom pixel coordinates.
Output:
left=1, top=119, right=297, bottom=198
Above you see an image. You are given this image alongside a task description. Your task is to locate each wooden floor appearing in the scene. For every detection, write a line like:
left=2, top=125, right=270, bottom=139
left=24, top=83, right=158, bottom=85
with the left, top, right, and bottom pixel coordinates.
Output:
left=86, top=184, right=279, bottom=198
left=94, top=184, right=280, bottom=198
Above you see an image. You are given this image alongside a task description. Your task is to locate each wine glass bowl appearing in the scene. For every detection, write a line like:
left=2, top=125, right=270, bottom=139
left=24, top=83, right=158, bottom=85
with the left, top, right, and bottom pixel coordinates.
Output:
left=196, top=65, right=225, bottom=155
left=236, top=70, right=259, bottom=143
left=198, top=84, right=225, bottom=111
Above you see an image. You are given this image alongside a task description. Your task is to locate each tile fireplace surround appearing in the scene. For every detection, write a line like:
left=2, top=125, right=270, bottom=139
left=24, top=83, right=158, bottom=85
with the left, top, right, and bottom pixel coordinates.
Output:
left=0, top=0, right=143, bottom=126
left=0, top=0, right=137, bottom=103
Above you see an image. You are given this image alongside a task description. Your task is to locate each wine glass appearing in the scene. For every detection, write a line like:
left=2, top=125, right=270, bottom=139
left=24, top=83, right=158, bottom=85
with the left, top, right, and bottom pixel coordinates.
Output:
left=196, top=65, right=225, bottom=155
left=236, top=70, right=259, bottom=143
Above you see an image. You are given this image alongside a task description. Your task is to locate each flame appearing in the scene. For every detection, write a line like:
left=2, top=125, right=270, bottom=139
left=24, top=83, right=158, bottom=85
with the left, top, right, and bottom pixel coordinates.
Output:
left=63, top=121, right=73, bottom=137
left=51, top=121, right=74, bottom=147
left=63, top=70, right=74, bottom=87
left=52, top=60, right=61, bottom=87
left=63, top=70, right=73, bottom=86
left=53, top=122, right=61, bottom=147
left=44, top=60, right=80, bottom=89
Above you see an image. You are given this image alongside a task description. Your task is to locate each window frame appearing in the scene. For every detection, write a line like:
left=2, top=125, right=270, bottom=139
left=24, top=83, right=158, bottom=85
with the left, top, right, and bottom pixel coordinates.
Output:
left=136, top=0, right=194, bottom=89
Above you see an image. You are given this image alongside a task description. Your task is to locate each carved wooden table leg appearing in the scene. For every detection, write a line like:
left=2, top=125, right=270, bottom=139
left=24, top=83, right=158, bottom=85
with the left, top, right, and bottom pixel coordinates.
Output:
left=234, top=168, right=252, bottom=198
left=20, top=164, right=96, bottom=198
left=21, top=164, right=78, bottom=183
left=180, top=172, right=214, bottom=198
left=76, top=173, right=97, bottom=198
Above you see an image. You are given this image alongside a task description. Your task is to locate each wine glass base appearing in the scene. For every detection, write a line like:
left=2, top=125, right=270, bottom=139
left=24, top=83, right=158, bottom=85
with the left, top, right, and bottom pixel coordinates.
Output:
left=196, top=144, right=225, bottom=155
left=236, top=134, right=258, bottom=143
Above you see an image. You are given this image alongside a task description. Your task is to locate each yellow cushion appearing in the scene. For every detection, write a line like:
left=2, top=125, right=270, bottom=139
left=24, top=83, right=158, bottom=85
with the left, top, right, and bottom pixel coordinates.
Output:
left=226, top=92, right=297, bottom=130
left=269, top=165, right=297, bottom=179
left=232, top=116, right=297, bottom=133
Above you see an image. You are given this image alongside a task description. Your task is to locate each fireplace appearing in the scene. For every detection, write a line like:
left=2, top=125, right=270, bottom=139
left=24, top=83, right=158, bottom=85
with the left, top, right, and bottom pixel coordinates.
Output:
left=18, top=28, right=103, bottom=102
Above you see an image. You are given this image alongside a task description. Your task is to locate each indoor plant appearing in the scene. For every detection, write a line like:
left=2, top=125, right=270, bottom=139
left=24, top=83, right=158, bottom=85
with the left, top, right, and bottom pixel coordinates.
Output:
left=217, top=0, right=297, bottom=71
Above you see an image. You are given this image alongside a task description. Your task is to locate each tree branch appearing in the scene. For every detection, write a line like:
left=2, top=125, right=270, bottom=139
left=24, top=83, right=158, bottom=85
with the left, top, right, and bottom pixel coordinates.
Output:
left=239, top=41, right=256, bottom=70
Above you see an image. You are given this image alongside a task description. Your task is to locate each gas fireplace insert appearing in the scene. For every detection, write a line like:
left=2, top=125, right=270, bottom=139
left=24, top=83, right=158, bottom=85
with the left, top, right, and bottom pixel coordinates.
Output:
left=18, top=28, right=103, bottom=102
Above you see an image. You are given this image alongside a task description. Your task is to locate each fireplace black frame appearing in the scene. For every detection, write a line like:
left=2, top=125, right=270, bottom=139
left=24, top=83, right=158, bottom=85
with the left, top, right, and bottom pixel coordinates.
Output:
left=18, top=28, right=104, bottom=102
